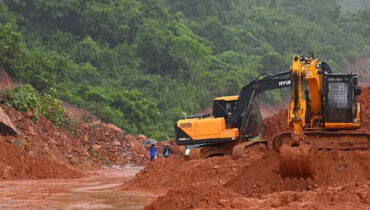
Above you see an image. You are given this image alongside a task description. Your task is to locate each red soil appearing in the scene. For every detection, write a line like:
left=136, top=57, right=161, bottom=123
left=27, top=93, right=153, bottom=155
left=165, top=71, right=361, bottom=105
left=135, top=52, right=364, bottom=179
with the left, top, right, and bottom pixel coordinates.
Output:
left=122, top=151, right=265, bottom=192
left=0, top=138, right=82, bottom=180
left=0, top=102, right=150, bottom=180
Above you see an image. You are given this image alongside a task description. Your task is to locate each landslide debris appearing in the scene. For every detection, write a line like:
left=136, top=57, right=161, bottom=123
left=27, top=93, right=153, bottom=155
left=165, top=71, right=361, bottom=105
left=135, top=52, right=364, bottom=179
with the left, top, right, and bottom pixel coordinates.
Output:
left=0, top=138, right=82, bottom=179
left=132, top=87, right=370, bottom=210
left=0, top=100, right=150, bottom=179
left=147, top=181, right=370, bottom=210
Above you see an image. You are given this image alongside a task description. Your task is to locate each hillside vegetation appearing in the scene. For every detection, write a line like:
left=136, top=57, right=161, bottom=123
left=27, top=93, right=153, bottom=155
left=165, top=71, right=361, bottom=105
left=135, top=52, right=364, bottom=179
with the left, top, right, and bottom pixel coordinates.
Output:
left=0, top=0, right=369, bottom=139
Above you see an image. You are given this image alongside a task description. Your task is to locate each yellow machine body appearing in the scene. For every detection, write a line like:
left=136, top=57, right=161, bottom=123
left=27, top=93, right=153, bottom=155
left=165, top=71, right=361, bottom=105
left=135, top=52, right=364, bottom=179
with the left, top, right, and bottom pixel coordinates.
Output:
left=176, top=96, right=239, bottom=144
left=289, top=56, right=361, bottom=137
left=177, top=117, right=239, bottom=142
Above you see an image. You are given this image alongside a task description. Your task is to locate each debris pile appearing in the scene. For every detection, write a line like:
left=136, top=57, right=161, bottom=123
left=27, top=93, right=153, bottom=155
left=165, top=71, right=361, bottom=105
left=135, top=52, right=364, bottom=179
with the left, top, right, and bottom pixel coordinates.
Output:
left=0, top=137, right=82, bottom=179
left=0, top=102, right=151, bottom=179
left=123, top=152, right=265, bottom=191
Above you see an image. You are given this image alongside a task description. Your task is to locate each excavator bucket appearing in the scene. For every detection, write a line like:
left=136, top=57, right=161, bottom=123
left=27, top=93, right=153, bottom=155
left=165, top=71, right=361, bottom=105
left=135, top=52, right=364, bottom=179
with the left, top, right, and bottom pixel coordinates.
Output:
left=279, top=143, right=314, bottom=179
left=273, top=132, right=370, bottom=179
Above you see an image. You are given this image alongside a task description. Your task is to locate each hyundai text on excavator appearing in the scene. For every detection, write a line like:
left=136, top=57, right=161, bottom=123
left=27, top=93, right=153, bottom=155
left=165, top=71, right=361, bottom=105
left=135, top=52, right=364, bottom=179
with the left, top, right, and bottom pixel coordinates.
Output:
left=175, top=54, right=369, bottom=179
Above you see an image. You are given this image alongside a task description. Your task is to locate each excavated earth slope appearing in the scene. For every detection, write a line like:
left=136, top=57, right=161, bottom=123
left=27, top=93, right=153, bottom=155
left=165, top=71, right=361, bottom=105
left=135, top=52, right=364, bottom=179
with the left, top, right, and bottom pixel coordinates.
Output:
left=126, top=87, right=370, bottom=210
left=0, top=104, right=149, bottom=180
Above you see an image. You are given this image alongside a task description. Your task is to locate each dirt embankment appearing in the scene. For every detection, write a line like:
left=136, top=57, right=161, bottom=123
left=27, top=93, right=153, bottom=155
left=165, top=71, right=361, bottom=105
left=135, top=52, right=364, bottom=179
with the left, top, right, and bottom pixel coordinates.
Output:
left=0, top=68, right=151, bottom=180
left=0, top=137, right=82, bottom=179
left=131, top=87, right=370, bottom=210
left=122, top=151, right=265, bottom=192
left=0, top=103, right=150, bottom=180
left=358, top=86, right=370, bottom=131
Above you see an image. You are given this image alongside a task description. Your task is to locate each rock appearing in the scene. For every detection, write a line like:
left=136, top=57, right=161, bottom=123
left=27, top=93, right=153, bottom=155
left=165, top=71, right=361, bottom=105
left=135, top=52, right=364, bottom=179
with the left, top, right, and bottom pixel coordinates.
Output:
left=92, top=120, right=101, bottom=126
left=83, top=134, right=89, bottom=142
left=70, top=157, right=80, bottom=165
left=104, top=123, right=123, bottom=133
left=92, top=144, right=102, bottom=150
left=61, top=134, right=68, bottom=141
left=81, top=122, right=89, bottom=128
left=28, top=125, right=37, bottom=136
left=113, top=140, right=121, bottom=146
left=0, top=107, right=18, bottom=136
left=25, top=109, right=33, bottom=118
left=63, top=151, right=72, bottom=158
left=137, top=134, right=147, bottom=141
left=54, top=131, right=60, bottom=136
left=12, top=137, right=23, bottom=147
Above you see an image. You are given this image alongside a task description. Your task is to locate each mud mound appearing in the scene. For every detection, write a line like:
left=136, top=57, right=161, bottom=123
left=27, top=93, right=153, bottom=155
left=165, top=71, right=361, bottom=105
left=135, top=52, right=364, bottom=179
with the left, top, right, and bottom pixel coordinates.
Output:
left=1, top=105, right=148, bottom=168
left=227, top=150, right=370, bottom=197
left=0, top=139, right=82, bottom=180
left=358, top=86, right=370, bottom=131
left=144, top=184, right=239, bottom=210
left=262, top=110, right=290, bottom=140
left=146, top=150, right=370, bottom=210
left=123, top=151, right=266, bottom=191
left=146, top=181, right=370, bottom=210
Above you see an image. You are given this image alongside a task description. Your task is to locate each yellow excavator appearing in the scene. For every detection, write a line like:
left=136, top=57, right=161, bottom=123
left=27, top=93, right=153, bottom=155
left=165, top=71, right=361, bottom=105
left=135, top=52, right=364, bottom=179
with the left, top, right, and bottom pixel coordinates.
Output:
left=275, top=55, right=368, bottom=179
left=175, top=54, right=369, bottom=178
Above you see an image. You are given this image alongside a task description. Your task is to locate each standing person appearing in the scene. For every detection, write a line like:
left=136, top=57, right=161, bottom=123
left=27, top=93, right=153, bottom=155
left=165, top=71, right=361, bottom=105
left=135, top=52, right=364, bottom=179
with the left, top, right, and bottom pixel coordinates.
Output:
left=163, top=145, right=171, bottom=158
left=150, top=144, right=157, bottom=161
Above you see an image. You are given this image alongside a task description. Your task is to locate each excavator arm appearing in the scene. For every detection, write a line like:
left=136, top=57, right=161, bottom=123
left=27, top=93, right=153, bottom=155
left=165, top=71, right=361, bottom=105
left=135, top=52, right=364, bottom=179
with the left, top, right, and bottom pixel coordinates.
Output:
left=227, top=70, right=292, bottom=137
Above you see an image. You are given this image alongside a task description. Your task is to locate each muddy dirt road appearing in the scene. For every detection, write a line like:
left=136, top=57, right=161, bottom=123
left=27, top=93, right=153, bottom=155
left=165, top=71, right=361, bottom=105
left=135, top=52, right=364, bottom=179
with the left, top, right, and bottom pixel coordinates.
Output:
left=0, top=167, right=160, bottom=210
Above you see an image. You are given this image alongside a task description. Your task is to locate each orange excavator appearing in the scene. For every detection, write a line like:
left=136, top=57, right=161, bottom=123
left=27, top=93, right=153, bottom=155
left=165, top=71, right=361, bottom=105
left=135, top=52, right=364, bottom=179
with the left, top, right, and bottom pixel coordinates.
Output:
left=175, top=69, right=292, bottom=159
left=175, top=54, right=369, bottom=179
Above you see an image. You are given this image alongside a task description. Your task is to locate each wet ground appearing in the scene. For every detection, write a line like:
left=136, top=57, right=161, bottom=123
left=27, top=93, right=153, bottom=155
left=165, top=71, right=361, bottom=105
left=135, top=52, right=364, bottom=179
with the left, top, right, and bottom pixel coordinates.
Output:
left=0, top=166, right=160, bottom=209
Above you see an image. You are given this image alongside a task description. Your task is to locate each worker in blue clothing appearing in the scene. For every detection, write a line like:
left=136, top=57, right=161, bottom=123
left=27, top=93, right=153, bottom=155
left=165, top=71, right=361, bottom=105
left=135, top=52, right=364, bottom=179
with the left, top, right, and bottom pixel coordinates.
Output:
left=150, top=144, right=157, bottom=161
left=163, top=145, right=171, bottom=158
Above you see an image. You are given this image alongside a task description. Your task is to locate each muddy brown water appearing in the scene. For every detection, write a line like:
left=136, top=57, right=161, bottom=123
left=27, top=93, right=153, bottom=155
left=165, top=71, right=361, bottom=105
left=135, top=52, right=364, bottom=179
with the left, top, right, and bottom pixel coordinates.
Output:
left=0, top=166, right=161, bottom=209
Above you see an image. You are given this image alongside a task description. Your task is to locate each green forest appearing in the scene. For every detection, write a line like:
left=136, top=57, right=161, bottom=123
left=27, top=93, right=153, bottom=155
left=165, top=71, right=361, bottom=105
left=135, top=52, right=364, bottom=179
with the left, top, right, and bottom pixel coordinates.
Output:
left=0, top=0, right=369, bottom=140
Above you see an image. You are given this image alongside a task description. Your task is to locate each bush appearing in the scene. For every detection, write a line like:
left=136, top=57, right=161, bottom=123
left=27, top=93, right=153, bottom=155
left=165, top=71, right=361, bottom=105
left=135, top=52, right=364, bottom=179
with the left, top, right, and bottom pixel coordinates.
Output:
left=39, top=94, right=70, bottom=127
left=7, top=85, right=71, bottom=128
left=8, top=84, right=40, bottom=113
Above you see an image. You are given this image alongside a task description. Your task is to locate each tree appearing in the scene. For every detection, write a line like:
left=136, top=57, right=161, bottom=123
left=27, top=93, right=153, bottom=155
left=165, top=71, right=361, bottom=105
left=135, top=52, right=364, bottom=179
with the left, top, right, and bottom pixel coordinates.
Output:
left=170, top=34, right=212, bottom=81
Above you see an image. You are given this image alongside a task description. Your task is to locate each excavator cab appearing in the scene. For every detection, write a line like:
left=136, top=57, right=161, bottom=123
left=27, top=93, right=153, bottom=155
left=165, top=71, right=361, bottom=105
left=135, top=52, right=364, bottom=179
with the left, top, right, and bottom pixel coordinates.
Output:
left=212, top=96, right=238, bottom=120
left=212, top=96, right=263, bottom=139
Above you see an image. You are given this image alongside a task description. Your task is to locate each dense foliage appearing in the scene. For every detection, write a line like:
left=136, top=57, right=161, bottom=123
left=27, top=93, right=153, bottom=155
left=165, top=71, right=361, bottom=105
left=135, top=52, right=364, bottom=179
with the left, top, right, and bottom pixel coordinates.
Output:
left=5, top=85, right=70, bottom=127
left=0, top=0, right=369, bottom=139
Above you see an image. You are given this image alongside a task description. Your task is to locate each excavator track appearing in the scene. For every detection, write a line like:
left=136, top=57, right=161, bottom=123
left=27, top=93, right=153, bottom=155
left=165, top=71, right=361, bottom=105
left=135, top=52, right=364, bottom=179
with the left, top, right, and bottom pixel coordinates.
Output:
left=185, top=140, right=267, bottom=160
left=231, top=140, right=267, bottom=159
left=273, top=131, right=370, bottom=179
left=185, top=142, right=235, bottom=160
